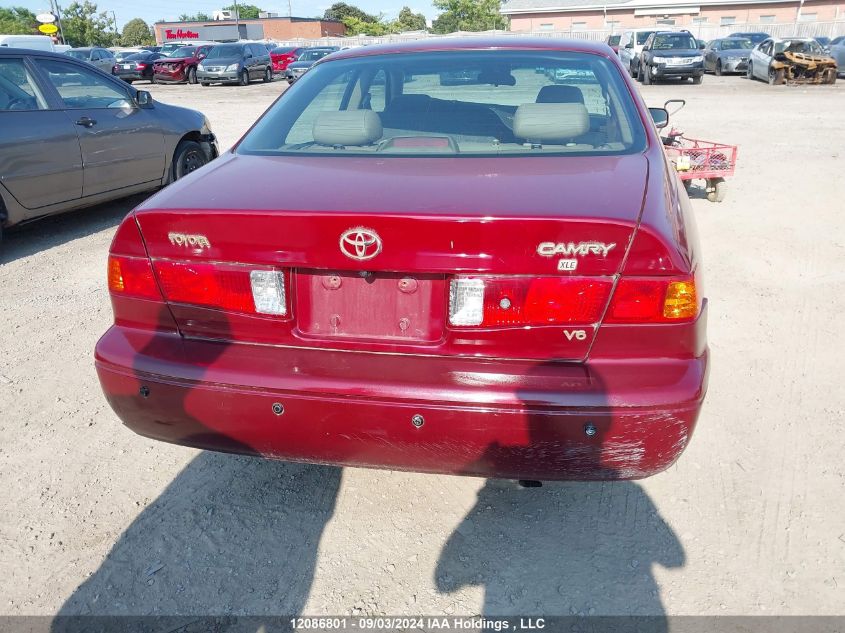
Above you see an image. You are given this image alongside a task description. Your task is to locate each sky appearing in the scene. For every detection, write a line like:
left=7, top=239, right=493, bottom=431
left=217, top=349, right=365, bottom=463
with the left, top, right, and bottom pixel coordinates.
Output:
left=13, top=0, right=440, bottom=28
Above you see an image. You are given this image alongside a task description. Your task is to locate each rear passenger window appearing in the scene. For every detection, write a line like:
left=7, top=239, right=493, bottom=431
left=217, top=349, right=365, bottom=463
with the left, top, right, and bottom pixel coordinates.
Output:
left=0, top=59, right=47, bottom=111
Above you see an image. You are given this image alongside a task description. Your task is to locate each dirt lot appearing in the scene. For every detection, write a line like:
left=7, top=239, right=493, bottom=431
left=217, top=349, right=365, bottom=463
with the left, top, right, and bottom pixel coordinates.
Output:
left=1, top=73, right=843, bottom=618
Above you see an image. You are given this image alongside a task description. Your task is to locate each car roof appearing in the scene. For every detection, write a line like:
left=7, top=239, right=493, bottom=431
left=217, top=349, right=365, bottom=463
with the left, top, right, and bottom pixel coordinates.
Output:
left=0, top=47, right=87, bottom=59
left=325, top=37, right=612, bottom=62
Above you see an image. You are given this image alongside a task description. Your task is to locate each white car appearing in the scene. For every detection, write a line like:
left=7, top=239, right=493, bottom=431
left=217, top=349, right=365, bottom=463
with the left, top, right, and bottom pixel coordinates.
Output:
left=0, top=34, right=55, bottom=51
left=618, top=28, right=657, bottom=79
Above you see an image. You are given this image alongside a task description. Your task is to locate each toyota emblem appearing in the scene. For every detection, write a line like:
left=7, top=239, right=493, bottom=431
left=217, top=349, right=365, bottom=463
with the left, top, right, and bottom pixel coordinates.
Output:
left=339, top=227, right=382, bottom=261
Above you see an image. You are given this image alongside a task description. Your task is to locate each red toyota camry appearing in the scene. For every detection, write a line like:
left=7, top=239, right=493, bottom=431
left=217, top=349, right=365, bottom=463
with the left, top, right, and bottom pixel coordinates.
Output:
left=96, top=38, right=708, bottom=481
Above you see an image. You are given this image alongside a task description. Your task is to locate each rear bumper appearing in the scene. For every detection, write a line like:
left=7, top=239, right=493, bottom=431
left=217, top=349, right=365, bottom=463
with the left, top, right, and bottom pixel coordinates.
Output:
left=95, top=326, right=708, bottom=481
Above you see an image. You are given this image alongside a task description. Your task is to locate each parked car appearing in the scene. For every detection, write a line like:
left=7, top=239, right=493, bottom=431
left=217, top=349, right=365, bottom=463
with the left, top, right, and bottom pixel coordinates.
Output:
left=703, top=37, right=753, bottom=74
left=813, top=36, right=831, bottom=51
left=747, top=36, right=835, bottom=84
left=618, top=28, right=657, bottom=79
left=270, top=46, right=304, bottom=73
left=113, top=50, right=166, bottom=83
left=112, top=48, right=143, bottom=63
left=639, top=31, right=705, bottom=84
left=65, top=47, right=115, bottom=73
left=95, top=37, right=708, bottom=481
left=159, top=41, right=214, bottom=56
left=0, top=49, right=218, bottom=242
left=830, top=36, right=845, bottom=77
left=606, top=34, right=621, bottom=54
left=728, top=32, right=769, bottom=45
left=196, top=42, right=272, bottom=86
left=153, top=45, right=214, bottom=84
left=284, top=46, right=339, bottom=83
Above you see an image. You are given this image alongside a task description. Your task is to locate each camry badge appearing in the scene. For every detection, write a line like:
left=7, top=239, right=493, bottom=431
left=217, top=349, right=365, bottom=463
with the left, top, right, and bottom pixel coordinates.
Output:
left=340, top=227, right=382, bottom=261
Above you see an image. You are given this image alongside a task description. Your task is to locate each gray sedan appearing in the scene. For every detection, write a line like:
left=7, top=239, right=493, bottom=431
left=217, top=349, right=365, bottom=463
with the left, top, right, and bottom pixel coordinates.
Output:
left=703, top=38, right=754, bottom=75
left=65, top=47, right=115, bottom=74
left=830, top=35, right=845, bottom=77
left=0, top=49, right=218, bottom=241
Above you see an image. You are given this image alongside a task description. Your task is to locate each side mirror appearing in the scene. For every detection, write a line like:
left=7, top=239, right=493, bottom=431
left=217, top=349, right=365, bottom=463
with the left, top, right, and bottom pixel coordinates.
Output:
left=135, top=90, right=153, bottom=108
left=625, top=42, right=634, bottom=49
left=699, top=42, right=706, bottom=49
left=649, top=107, right=669, bottom=129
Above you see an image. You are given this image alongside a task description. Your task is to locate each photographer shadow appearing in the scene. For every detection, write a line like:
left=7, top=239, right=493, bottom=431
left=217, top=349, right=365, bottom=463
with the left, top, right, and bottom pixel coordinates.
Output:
left=435, top=363, right=685, bottom=621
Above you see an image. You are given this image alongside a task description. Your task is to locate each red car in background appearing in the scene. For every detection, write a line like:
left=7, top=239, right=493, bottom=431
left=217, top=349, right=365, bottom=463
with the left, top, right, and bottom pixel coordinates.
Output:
left=153, top=44, right=214, bottom=84
left=96, top=38, right=708, bottom=482
left=270, top=46, right=304, bottom=73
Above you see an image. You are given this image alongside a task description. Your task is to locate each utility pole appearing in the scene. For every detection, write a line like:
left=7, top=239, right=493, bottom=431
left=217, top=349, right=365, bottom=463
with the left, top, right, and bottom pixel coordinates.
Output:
left=111, top=10, right=118, bottom=42
left=288, top=0, right=293, bottom=18
left=50, top=0, right=66, bottom=45
left=233, top=0, right=241, bottom=37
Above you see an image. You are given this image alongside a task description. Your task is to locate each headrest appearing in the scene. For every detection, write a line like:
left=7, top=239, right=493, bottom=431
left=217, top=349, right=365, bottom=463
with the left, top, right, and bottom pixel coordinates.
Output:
left=312, top=110, right=383, bottom=146
left=536, top=85, right=585, bottom=104
left=513, top=103, right=590, bottom=143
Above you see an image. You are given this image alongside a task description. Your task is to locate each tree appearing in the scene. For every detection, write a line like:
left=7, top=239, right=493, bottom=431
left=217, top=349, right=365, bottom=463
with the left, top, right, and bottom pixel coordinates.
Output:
left=0, top=7, right=38, bottom=35
left=323, top=2, right=378, bottom=24
left=431, top=0, right=506, bottom=33
left=179, top=12, right=211, bottom=21
left=62, top=1, right=117, bottom=47
left=393, top=6, right=427, bottom=31
left=341, top=15, right=389, bottom=35
left=121, top=18, right=154, bottom=46
left=223, top=4, right=264, bottom=19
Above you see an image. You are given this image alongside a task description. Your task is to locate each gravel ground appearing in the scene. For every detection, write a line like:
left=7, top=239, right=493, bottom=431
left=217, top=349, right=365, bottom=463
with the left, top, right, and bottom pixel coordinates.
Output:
left=0, top=73, right=843, bottom=618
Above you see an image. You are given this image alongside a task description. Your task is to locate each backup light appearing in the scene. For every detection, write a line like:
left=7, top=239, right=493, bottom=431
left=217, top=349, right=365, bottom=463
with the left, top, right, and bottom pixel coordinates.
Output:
left=250, top=270, right=287, bottom=316
left=449, top=278, right=485, bottom=326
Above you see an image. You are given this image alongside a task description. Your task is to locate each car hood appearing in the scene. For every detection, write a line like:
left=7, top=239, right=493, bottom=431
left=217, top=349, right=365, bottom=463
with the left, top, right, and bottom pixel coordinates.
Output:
left=653, top=49, right=700, bottom=57
left=201, top=56, right=242, bottom=66
left=288, top=60, right=315, bottom=69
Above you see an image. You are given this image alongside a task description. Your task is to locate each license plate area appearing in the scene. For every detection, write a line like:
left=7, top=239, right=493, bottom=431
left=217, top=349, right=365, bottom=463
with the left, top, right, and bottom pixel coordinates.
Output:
left=295, top=270, right=446, bottom=342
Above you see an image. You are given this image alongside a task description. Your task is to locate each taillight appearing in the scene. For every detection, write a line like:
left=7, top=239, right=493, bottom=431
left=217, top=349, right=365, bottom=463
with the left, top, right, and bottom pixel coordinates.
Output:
left=108, top=256, right=160, bottom=300
left=605, top=275, right=699, bottom=323
left=136, top=63, right=146, bottom=69
left=449, top=276, right=613, bottom=327
left=153, top=260, right=288, bottom=317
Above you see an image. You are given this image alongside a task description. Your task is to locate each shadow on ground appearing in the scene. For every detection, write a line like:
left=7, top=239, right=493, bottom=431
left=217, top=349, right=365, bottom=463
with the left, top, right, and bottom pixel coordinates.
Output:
left=55, top=454, right=341, bottom=616
left=1, top=194, right=148, bottom=265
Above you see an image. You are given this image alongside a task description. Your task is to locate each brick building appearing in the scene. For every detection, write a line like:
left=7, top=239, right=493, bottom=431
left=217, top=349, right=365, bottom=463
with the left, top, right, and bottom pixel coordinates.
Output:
left=153, top=16, right=345, bottom=44
left=502, top=0, right=845, bottom=33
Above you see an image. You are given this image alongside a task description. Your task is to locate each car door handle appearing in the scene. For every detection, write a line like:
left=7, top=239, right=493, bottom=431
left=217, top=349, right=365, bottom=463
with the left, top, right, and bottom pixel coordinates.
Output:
left=76, top=117, right=97, bottom=128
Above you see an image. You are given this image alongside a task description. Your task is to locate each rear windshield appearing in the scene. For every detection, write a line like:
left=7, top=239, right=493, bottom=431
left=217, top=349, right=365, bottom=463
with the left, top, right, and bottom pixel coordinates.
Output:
left=206, top=44, right=243, bottom=58
left=66, top=50, right=88, bottom=60
left=273, top=47, right=297, bottom=54
left=299, top=49, right=335, bottom=62
left=776, top=39, right=824, bottom=54
left=636, top=32, right=654, bottom=45
left=237, top=50, right=646, bottom=158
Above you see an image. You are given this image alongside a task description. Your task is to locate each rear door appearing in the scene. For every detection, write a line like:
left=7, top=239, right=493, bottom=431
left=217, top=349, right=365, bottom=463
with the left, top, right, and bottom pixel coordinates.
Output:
left=0, top=56, right=82, bottom=210
left=34, top=57, right=165, bottom=197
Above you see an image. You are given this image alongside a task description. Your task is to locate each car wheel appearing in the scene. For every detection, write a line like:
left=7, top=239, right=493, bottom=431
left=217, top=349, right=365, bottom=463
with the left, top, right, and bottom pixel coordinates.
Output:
left=746, top=62, right=754, bottom=80
left=706, top=177, right=726, bottom=203
left=200, top=81, right=210, bottom=87
left=715, top=60, right=723, bottom=76
left=172, top=140, right=207, bottom=181
left=768, top=66, right=784, bottom=85
left=631, top=62, right=639, bottom=79
left=692, top=74, right=703, bottom=84
left=239, top=70, right=249, bottom=86
left=642, top=64, right=651, bottom=84
left=187, top=67, right=197, bottom=84
left=263, top=67, right=272, bottom=83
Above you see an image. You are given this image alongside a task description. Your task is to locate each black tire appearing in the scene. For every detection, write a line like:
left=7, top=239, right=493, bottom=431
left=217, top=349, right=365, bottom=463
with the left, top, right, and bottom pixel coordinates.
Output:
left=642, top=64, right=651, bottom=84
left=172, top=140, right=208, bottom=182
left=707, top=177, right=726, bottom=203
left=692, top=74, right=703, bottom=85
left=768, top=66, right=783, bottom=85
left=715, top=60, right=723, bottom=76
left=631, top=61, right=639, bottom=79
left=746, top=62, right=754, bottom=81
left=201, top=81, right=210, bottom=87
left=187, top=67, right=197, bottom=84
left=239, top=70, right=249, bottom=86
left=263, top=66, right=272, bottom=83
